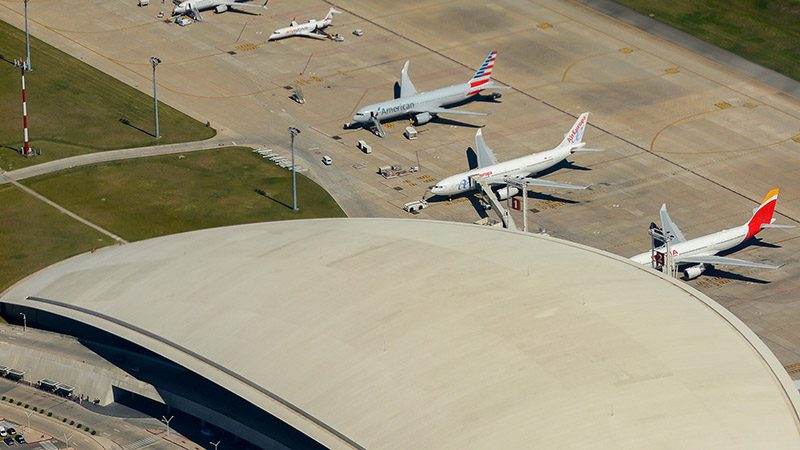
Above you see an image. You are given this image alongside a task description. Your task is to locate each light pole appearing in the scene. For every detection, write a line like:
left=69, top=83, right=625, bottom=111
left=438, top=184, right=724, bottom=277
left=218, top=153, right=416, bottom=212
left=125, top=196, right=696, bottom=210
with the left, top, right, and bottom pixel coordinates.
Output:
left=19, top=313, right=26, bottom=333
left=23, top=0, right=31, bottom=71
left=161, top=415, right=174, bottom=438
left=288, top=127, right=300, bottom=211
left=150, top=56, right=162, bottom=139
left=210, top=440, right=220, bottom=450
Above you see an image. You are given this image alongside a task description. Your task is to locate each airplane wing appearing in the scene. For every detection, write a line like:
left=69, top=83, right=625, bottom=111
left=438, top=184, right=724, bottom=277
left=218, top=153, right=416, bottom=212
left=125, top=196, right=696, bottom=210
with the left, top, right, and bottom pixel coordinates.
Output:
left=400, top=61, right=417, bottom=98
left=482, top=175, right=589, bottom=190
left=220, top=1, right=268, bottom=9
left=517, top=177, right=590, bottom=190
left=415, top=107, right=487, bottom=117
left=659, top=204, right=686, bottom=243
left=295, top=31, right=327, bottom=40
left=474, top=129, right=498, bottom=168
left=673, top=254, right=781, bottom=269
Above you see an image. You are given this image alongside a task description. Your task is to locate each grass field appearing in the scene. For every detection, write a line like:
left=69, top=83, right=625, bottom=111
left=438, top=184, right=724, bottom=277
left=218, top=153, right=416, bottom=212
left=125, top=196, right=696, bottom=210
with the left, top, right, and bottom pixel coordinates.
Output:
left=614, top=0, right=800, bottom=81
left=0, top=20, right=216, bottom=171
left=0, top=183, right=108, bottom=295
left=22, top=147, right=345, bottom=242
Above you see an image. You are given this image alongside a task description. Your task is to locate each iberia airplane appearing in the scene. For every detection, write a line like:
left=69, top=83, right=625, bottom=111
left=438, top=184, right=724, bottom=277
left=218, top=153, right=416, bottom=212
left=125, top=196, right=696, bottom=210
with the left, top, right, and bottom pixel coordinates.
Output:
left=630, top=189, right=792, bottom=279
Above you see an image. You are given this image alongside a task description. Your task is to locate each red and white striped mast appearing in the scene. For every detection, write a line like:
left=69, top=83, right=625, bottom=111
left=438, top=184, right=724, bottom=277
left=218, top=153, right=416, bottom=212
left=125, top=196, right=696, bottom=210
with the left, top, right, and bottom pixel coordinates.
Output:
left=20, top=62, right=30, bottom=157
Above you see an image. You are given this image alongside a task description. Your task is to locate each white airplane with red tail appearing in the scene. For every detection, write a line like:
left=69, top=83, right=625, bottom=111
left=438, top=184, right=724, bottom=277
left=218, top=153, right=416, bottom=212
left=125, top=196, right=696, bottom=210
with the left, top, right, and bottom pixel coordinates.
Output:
left=269, top=7, right=341, bottom=41
left=429, top=112, right=600, bottom=200
left=630, top=189, right=792, bottom=279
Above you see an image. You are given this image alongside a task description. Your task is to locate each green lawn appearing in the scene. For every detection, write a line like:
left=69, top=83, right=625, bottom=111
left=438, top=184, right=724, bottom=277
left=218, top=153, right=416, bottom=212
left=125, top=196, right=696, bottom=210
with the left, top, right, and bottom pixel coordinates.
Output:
left=22, top=147, right=345, bottom=242
left=614, top=0, right=800, bottom=81
left=0, top=183, right=108, bottom=294
left=0, top=20, right=216, bottom=172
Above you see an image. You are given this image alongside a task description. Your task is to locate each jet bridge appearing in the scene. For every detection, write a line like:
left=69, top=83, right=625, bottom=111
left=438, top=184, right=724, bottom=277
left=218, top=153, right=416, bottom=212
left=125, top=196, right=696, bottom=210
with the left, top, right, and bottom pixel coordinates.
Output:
left=649, top=225, right=678, bottom=278
left=473, top=176, right=516, bottom=231
left=474, top=175, right=549, bottom=232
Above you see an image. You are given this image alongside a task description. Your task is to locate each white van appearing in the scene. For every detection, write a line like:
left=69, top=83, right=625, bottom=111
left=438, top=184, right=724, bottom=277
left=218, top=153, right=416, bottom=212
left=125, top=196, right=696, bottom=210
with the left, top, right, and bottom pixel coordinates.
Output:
left=322, top=156, right=333, bottom=165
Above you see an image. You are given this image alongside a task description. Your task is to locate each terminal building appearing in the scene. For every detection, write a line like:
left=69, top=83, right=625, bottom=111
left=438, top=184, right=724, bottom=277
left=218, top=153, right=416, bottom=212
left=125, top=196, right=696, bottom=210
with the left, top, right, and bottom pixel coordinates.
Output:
left=2, top=218, right=800, bottom=449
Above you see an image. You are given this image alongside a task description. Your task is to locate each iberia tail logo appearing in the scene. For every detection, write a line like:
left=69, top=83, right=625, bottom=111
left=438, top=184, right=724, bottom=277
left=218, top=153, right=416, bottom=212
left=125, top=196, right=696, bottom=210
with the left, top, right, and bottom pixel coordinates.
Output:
left=746, top=188, right=779, bottom=239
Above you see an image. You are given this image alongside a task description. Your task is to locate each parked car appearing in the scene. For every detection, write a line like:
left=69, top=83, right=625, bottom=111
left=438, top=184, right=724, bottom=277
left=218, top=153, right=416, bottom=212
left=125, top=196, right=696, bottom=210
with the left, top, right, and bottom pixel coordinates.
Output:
left=3, top=437, right=12, bottom=446
left=12, top=436, right=22, bottom=445
left=0, top=427, right=7, bottom=437
left=5, top=429, right=14, bottom=436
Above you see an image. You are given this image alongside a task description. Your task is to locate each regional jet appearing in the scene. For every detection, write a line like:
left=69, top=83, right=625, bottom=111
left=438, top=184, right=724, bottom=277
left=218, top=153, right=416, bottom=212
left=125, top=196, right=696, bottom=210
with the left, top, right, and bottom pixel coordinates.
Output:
left=630, top=189, right=792, bottom=279
left=172, top=0, right=268, bottom=21
left=269, top=7, right=341, bottom=41
left=349, top=50, right=510, bottom=137
left=429, top=112, right=600, bottom=200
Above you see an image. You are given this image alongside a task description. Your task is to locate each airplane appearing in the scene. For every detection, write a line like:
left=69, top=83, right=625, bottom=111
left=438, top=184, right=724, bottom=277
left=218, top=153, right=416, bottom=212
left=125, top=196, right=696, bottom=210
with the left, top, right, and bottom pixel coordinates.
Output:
left=269, top=7, right=341, bottom=41
left=172, top=0, right=268, bottom=21
left=429, top=112, right=600, bottom=200
left=630, top=188, right=792, bottom=279
left=348, top=50, right=511, bottom=137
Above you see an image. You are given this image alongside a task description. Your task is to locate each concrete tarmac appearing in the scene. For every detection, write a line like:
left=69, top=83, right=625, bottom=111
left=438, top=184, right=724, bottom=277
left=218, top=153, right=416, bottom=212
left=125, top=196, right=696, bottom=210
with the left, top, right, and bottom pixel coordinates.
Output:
left=1, top=0, right=800, bottom=369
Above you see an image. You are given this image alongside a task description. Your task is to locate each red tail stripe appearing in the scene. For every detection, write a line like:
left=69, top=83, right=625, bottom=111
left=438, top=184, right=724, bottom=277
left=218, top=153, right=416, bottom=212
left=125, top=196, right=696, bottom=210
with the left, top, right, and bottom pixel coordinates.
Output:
left=470, top=78, right=491, bottom=88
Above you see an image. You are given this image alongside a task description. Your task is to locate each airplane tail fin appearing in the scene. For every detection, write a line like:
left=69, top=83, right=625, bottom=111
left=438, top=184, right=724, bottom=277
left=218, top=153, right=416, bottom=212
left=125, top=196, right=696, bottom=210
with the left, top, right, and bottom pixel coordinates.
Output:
left=745, top=188, right=780, bottom=239
left=558, top=112, right=590, bottom=148
left=324, top=7, right=341, bottom=21
left=467, top=50, right=497, bottom=96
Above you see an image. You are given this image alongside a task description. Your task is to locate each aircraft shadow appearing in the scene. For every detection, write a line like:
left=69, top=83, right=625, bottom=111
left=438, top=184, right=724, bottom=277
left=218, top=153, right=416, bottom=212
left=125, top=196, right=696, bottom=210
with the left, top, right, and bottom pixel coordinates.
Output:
left=466, top=147, right=478, bottom=170
left=524, top=190, right=580, bottom=205
left=536, top=160, right=593, bottom=178
left=430, top=116, right=484, bottom=129
left=719, top=238, right=782, bottom=256
left=698, top=266, right=771, bottom=284
left=227, top=8, right=263, bottom=16
left=448, top=92, right=504, bottom=107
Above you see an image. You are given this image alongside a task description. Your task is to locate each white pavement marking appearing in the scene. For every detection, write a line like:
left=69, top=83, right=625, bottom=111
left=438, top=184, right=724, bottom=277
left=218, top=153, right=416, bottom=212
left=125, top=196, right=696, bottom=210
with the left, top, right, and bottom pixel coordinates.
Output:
left=123, top=435, right=160, bottom=450
left=40, top=441, right=58, bottom=450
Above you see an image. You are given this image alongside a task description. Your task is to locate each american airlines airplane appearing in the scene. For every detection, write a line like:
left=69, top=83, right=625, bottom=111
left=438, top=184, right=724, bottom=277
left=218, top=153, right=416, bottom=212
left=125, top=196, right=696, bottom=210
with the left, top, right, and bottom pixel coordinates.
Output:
left=630, top=189, right=791, bottom=279
left=349, top=50, right=510, bottom=137
left=172, top=0, right=267, bottom=21
left=269, top=7, right=341, bottom=41
left=429, top=112, right=600, bottom=200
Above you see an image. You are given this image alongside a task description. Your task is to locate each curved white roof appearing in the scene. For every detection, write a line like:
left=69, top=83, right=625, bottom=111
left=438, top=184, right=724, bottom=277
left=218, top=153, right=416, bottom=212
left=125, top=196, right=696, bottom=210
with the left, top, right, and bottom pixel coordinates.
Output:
left=3, top=218, right=799, bottom=449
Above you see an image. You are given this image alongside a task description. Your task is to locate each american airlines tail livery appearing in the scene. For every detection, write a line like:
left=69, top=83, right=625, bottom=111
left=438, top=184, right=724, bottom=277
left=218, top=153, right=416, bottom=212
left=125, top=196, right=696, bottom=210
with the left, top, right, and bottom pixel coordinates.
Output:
left=429, top=113, right=601, bottom=199
left=349, top=50, right=510, bottom=137
left=630, top=189, right=792, bottom=279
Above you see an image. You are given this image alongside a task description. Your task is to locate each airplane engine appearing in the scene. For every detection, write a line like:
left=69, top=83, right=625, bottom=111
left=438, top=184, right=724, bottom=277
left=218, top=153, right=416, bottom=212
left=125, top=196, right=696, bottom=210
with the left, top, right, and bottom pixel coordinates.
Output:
left=682, top=264, right=706, bottom=280
left=495, top=187, right=520, bottom=201
left=215, top=4, right=228, bottom=13
left=413, top=112, right=432, bottom=125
